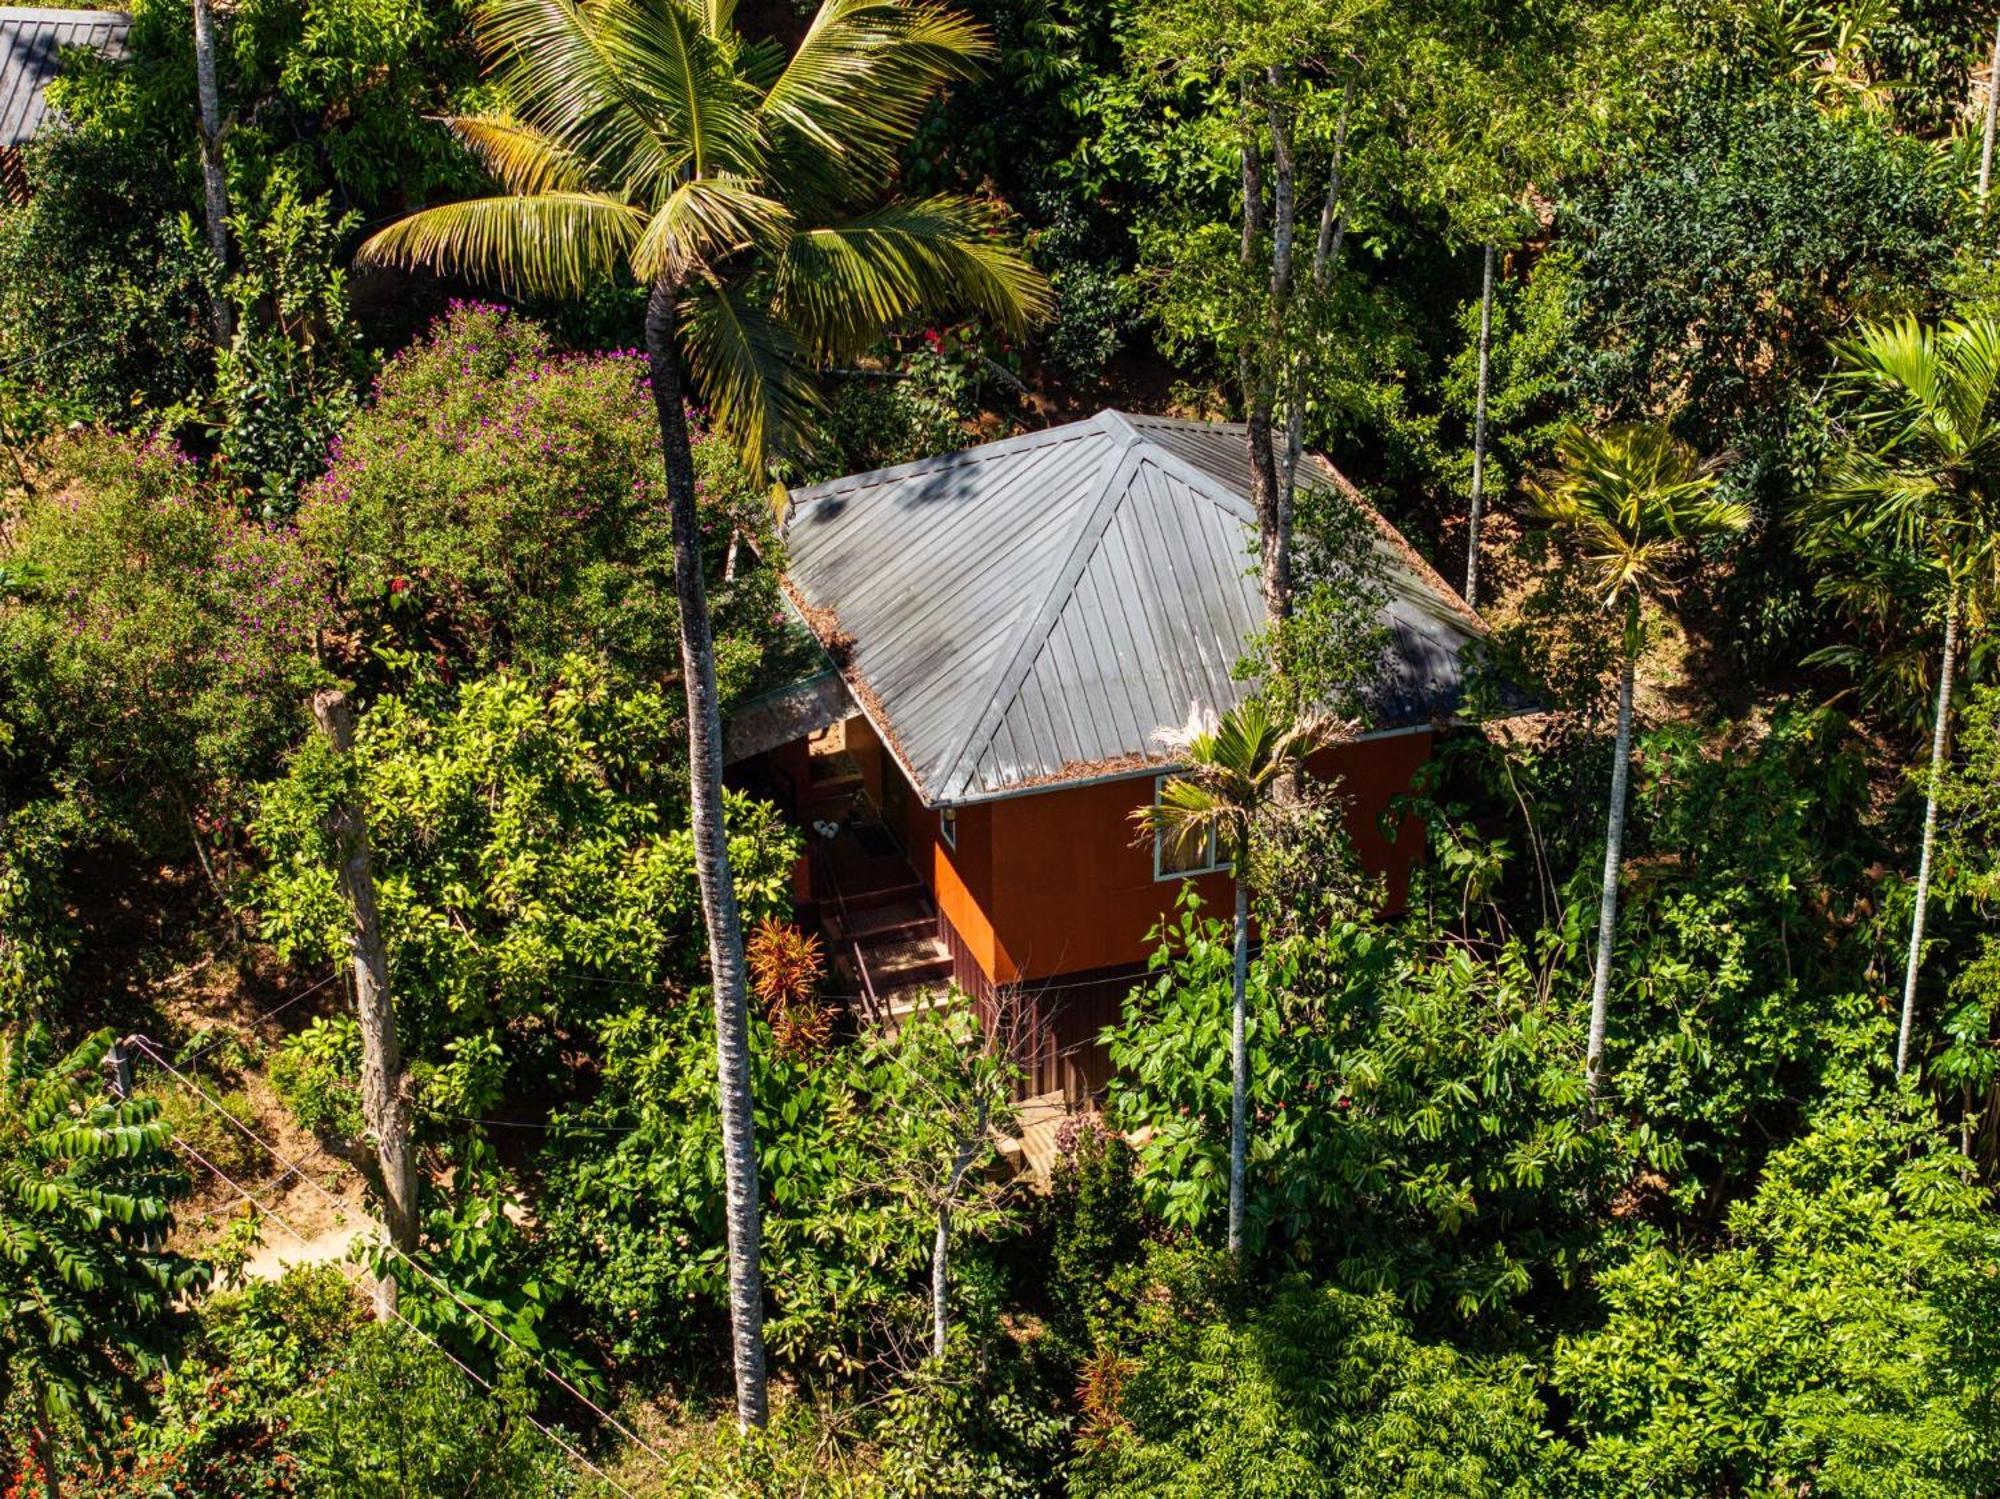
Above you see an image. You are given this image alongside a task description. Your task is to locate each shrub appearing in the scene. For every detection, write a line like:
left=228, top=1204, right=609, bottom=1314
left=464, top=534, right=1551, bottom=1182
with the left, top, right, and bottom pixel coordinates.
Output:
left=1038, top=1115, right=1146, bottom=1359
left=159, top=1083, right=265, bottom=1182
left=269, top=1014, right=365, bottom=1142
left=1070, top=1245, right=1553, bottom=1498
left=0, top=431, right=334, bottom=854
left=297, top=303, right=782, bottom=691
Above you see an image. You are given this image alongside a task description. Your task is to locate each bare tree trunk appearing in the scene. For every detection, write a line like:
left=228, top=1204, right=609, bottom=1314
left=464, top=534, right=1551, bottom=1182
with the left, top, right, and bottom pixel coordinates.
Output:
left=1982, top=18, right=2000, bottom=211
left=1282, top=78, right=1354, bottom=496
left=32, top=1381, right=60, bottom=1499
left=1228, top=871, right=1249, bottom=1256
left=644, top=278, right=768, bottom=1429
left=1463, top=243, right=1496, bottom=610
left=1585, top=639, right=1636, bottom=1100
left=1255, top=70, right=1297, bottom=626
left=191, top=0, right=232, bottom=344
left=930, top=1099, right=989, bottom=1360
left=1898, top=589, right=1960, bottom=1080
left=311, top=690, right=415, bottom=1319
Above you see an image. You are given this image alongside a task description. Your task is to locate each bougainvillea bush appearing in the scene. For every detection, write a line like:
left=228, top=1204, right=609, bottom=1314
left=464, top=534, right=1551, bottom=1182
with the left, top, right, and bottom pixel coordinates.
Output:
left=297, top=302, right=795, bottom=699
left=0, top=431, right=333, bottom=853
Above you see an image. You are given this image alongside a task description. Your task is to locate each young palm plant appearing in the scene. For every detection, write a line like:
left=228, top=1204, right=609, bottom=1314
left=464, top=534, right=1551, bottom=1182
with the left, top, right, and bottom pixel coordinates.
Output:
left=1527, top=424, right=1748, bottom=1101
left=0, top=1028, right=209, bottom=1499
left=1803, top=316, right=2000, bottom=1079
left=1134, top=698, right=1334, bottom=1256
left=358, top=0, right=1046, bottom=1427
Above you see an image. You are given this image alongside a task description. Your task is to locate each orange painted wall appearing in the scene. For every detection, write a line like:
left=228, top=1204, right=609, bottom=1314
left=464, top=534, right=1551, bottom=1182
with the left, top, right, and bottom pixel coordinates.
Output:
left=838, top=716, right=1432, bottom=988
left=977, top=729, right=1434, bottom=984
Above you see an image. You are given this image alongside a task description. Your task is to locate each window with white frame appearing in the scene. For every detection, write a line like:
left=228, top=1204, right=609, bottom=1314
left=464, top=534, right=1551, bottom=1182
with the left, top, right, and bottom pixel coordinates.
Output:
left=1152, top=775, right=1227, bottom=880
left=939, top=807, right=958, bottom=850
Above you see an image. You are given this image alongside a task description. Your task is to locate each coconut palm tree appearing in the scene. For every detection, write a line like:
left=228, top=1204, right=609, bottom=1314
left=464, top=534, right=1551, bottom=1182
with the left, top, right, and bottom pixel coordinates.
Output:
left=358, top=0, right=1046, bottom=1427
left=1135, top=699, right=1334, bottom=1255
left=1527, top=424, right=1748, bottom=1101
left=1804, top=317, right=2000, bottom=1079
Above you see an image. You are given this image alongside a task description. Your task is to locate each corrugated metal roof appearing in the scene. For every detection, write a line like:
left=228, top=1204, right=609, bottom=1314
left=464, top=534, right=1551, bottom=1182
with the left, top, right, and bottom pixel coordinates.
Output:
left=1, top=7, right=128, bottom=150
left=782, top=410, right=1484, bottom=806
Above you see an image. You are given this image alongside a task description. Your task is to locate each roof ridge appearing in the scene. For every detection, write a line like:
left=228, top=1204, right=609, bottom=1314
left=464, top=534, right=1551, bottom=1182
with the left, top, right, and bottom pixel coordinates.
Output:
left=784, top=413, right=1110, bottom=513
left=931, top=424, right=1269, bottom=803
left=931, top=419, right=1147, bottom=803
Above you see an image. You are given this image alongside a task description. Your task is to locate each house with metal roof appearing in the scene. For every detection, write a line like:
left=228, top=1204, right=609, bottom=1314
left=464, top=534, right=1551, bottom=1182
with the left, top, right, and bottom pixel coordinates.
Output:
left=0, top=6, right=129, bottom=196
left=732, top=410, right=1484, bottom=1101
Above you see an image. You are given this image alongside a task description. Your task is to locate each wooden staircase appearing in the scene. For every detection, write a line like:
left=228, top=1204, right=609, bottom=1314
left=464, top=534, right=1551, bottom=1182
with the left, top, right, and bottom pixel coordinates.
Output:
left=827, top=877, right=957, bottom=1033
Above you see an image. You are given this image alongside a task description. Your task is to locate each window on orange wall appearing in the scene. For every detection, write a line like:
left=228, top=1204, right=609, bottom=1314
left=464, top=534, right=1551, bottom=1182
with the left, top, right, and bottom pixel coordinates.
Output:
left=939, top=806, right=958, bottom=850
left=1152, top=775, right=1227, bottom=880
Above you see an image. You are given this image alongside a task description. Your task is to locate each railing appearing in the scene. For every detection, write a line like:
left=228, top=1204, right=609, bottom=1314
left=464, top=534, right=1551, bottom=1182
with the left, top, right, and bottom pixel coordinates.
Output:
left=851, top=938, right=885, bottom=1031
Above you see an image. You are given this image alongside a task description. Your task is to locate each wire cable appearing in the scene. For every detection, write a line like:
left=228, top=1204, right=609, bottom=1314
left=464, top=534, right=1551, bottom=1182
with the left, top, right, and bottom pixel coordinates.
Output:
left=130, top=1036, right=677, bottom=1481
left=170, top=1134, right=639, bottom=1498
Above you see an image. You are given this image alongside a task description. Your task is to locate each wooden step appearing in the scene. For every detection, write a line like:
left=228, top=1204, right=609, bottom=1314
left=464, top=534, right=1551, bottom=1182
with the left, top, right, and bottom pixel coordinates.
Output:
left=839, top=899, right=934, bottom=942
left=840, top=880, right=928, bottom=915
left=866, top=933, right=951, bottom=982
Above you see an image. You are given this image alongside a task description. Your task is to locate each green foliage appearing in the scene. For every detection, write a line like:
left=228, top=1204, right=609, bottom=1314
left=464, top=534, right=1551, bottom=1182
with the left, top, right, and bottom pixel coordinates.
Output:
left=250, top=658, right=802, bottom=1086
left=820, top=338, right=1002, bottom=477
left=0, top=432, right=333, bottom=853
left=1107, top=891, right=1623, bottom=1319
left=1037, top=1116, right=1146, bottom=1359
left=298, top=302, right=785, bottom=691
left=284, top=1321, right=577, bottom=1496
left=269, top=1014, right=365, bottom=1142
left=1070, top=1245, right=1553, bottom=1498
left=0, top=800, right=81, bottom=1027
left=0, top=127, right=213, bottom=418
left=536, top=1000, right=924, bottom=1375
left=1555, top=1105, right=2000, bottom=1497
left=110, top=1263, right=365, bottom=1494
left=0, top=1026, right=210, bottom=1478
left=213, top=188, right=368, bottom=516
left=875, top=1340, right=1071, bottom=1499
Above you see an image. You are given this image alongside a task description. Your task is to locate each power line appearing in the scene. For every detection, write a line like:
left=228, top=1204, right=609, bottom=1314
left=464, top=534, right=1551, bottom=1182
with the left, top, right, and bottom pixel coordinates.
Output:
left=130, top=1036, right=678, bottom=1483
left=169, top=1133, right=639, bottom=1499
left=174, top=967, right=343, bottom=1073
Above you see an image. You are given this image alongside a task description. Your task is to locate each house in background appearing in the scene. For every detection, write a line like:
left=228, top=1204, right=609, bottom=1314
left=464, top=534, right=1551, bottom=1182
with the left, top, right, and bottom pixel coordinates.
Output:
left=0, top=7, right=129, bottom=199
left=728, top=410, right=1485, bottom=1102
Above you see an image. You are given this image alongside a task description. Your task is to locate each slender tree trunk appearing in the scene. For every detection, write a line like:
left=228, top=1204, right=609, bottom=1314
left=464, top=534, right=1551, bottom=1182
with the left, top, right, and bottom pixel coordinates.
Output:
left=644, top=279, right=768, bottom=1429
left=1981, top=18, right=2000, bottom=211
left=1255, top=71, right=1297, bottom=626
left=1463, top=243, right=1496, bottom=610
left=1228, top=871, right=1249, bottom=1256
left=191, top=0, right=232, bottom=344
left=32, top=1381, right=60, bottom=1499
left=1236, top=86, right=1288, bottom=626
left=1585, top=638, right=1637, bottom=1100
left=1898, top=588, right=1960, bottom=1080
left=311, top=690, right=416, bottom=1320
left=1283, top=78, right=1354, bottom=495
left=930, top=1099, right=988, bottom=1360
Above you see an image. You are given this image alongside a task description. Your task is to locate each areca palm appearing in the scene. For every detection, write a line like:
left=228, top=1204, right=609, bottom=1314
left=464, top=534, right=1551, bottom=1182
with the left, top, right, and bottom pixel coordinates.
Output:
left=0, top=1028, right=208, bottom=1499
left=1803, top=316, right=2000, bottom=1079
left=1135, top=699, right=1334, bottom=1256
left=358, top=0, right=1046, bottom=1427
left=1528, top=424, right=1748, bottom=1101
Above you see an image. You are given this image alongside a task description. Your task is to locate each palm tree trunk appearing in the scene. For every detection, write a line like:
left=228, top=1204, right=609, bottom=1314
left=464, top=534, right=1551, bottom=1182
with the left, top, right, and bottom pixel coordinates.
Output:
left=1897, top=588, right=1960, bottom=1080
left=1228, top=871, right=1249, bottom=1256
left=191, top=0, right=231, bottom=344
left=1463, top=243, right=1496, bottom=610
left=1585, top=644, right=1637, bottom=1100
left=310, top=689, right=416, bottom=1320
left=1981, top=18, right=2000, bottom=211
left=643, top=279, right=768, bottom=1429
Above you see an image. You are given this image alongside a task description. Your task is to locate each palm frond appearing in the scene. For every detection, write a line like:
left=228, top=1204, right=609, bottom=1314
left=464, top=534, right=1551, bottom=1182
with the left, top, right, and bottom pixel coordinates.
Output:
left=439, top=114, right=595, bottom=195
left=779, top=195, right=1048, bottom=361
left=678, top=278, right=825, bottom=476
left=632, top=178, right=793, bottom=284
left=591, top=0, right=767, bottom=183
left=357, top=193, right=646, bottom=298
left=1527, top=424, right=1743, bottom=608
left=475, top=0, right=683, bottom=196
left=761, top=0, right=993, bottom=202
